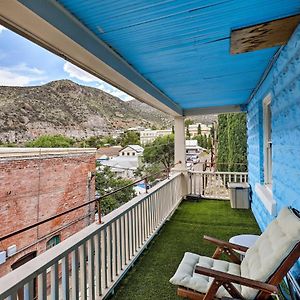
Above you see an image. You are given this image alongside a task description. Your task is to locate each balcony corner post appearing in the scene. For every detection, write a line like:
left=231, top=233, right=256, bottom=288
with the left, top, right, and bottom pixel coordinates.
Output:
left=173, top=116, right=187, bottom=172
left=172, top=116, right=188, bottom=198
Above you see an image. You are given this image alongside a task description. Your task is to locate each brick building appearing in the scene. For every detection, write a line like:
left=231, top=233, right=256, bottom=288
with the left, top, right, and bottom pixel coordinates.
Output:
left=0, top=148, right=96, bottom=277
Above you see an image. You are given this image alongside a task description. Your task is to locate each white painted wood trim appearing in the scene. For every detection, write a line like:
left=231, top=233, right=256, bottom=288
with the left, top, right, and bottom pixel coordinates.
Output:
left=255, top=183, right=277, bottom=216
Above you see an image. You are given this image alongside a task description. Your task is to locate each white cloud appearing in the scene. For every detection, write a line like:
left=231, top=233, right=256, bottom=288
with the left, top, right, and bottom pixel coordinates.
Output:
left=63, top=62, right=133, bottom=101
left=63, top=62, right=98, bottom=82
left=0, top=64, right=45, bottom=86
left=0, top=25, right=8, bottom=34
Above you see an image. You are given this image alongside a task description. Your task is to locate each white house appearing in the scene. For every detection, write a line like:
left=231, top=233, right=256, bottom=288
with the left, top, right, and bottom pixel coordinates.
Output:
left=119, top=145, right=144, bottom=157
left=140, top=129, right=172, bottom=145
left=100, top=156, right=140, bottom=179
left=140, top=124, right=212, bottom=145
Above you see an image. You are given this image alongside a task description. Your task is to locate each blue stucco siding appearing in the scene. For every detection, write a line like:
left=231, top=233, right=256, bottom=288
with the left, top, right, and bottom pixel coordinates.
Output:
left=247, top=24, right=300, bottom=278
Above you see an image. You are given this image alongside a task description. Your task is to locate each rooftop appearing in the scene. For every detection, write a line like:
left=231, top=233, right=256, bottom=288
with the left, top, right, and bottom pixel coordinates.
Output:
left=96, top=146, right=123, bottom=158
left=0, top=147, right=96, bottom=159
left=122, top=145, right=144, bottom=153
left=100, top=155, right=139, bottom=170
left=111, top=200, right=260, bottom=300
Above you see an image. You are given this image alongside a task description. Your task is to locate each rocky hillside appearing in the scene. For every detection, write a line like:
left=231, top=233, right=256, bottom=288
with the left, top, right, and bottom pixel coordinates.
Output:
left=0, top=80, right=216, bottom=143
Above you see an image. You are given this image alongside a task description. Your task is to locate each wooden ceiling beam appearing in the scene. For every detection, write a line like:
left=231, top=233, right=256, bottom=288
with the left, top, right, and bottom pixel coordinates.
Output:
left=231, top=14, right=300, bottom=54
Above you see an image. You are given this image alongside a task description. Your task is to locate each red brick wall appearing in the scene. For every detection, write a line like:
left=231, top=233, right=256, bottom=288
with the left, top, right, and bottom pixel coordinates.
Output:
left=0, top=152, right=95, bottom=277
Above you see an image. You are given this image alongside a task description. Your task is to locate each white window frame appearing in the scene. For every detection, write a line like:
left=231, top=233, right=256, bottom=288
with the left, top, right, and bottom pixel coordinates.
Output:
left=263, top=94, right=272, bottom=188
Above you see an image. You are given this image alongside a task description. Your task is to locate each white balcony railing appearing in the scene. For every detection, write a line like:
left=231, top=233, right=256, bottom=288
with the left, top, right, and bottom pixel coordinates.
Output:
left=0, top=173, right=184, bottom=300
left=189, top=171, right=248, bottom=200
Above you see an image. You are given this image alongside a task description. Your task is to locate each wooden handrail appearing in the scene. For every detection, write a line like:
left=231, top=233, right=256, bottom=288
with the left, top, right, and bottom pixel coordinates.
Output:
left=204, top=235, right=249, bottom=252
left=195, top=266, right=278, bottom=295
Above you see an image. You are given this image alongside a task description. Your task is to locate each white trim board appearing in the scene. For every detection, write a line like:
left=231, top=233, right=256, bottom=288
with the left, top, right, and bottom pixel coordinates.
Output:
left=255, top=183, right=277, bottom=216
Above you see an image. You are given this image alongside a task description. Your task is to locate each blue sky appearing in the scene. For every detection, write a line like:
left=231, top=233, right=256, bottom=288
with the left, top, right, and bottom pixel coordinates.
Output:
left=0, top=25, right=132, bottom=101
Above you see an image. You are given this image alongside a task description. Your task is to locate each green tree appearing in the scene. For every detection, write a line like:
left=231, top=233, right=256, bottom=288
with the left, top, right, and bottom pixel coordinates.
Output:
left=193, top=135, right=202, bottom=147
left=197, top=124, right=202, bottom=135
left=217, top=113, right=247, bottom=172
left=143, top=134, right=174, bottom=169
left=96, top=166, right=136, bottom=215
left=80, top=135, right=117, bottom=148
left=134, top=164, right=161, bottom=185
left=202, top=135, right=208, bottom=149
left=207, top=136, right=212, bottom=150
left=184, top=119, right=194, bottom=127
left=186, top=126, right=191, bottom=139
left=120, top=131, right=140, bottom=147
left=26, top=135, right=74, bottom=148
left=81, top=136, right=104, bottom=148
left=210, top=123, right=215, bottom=138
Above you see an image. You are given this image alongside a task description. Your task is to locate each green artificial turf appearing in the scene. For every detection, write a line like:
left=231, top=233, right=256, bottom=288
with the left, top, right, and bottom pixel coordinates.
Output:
left=110, top=200, right=261, bottom=300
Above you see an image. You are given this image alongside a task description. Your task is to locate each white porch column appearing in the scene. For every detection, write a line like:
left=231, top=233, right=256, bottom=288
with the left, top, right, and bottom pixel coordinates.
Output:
left=173, top=116, right=186, bottom=171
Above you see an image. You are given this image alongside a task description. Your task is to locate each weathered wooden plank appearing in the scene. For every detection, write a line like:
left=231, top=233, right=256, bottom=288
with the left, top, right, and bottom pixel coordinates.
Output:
left=231, top=14, right=300, bottom=54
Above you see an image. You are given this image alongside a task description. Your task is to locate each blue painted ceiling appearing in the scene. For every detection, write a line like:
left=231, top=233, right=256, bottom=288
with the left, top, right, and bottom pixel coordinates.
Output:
left=57, top=0, right=300, bottom=110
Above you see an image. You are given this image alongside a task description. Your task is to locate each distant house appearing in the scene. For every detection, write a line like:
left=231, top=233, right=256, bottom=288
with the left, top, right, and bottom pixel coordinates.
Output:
left=187, top=124, right=212, bottom=138
left=96, top=146, right=122, bottom=160
left=140, top=124, right=212, bottom=145
left=140, top=129, right=172, bottom=145
left=119, top=145, right=144, bottom=157
left=100, top=156, right=139, bottom=179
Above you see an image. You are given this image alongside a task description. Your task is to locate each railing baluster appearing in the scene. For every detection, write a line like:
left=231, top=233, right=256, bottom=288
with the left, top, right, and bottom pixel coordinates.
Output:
left=143, top=200, right=147, bottom=242
left=38, top=271, right=47, bottom=300
left=118, top=217, right=123, bottom=272
left=126, top=211, right=131, bottom=261
left=123, top=214, right=128, bottom=265
left=79, top=243, right=87, bottom=300
left=136, top=205, right=140, bottom=249
left=100, top=229, right=106, bottom=292
left=114, top=221, right=118, bottom=277
left=108, top=224, right=113, bottom=284
left=51, top=262, right=59, bottom=300
left=61, top=256, right=70, bottom=300
left=71, top=249, right=79, bottom=300
left=131, top=209, right=134, bottom=257
left=104, top=226, right=108, bottom=288
left=24, top=281, right=34, bottom=300
left=94, top=233, right=101, bottom=297
left=88, top=238, right=95, bottom=300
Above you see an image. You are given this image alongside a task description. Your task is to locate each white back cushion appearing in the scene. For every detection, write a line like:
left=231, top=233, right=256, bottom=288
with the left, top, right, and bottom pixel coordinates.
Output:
left=240, top=207, right=300, bottom=299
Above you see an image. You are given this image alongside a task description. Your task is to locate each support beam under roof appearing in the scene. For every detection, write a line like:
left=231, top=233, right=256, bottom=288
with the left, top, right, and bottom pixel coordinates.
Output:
left=0, top=0, right=182, bottom=116
left=184, top=105, right=242, bottom=116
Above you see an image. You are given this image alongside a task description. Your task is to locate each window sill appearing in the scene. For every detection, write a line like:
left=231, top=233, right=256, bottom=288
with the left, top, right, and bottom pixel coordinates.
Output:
left=255, top=184, right=276, bottom=216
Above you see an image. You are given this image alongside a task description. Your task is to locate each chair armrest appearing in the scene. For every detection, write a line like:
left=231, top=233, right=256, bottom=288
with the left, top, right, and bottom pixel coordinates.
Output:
left=204, top=235, right=249, bottom=253
left=195, top=266, right=278, bottom=295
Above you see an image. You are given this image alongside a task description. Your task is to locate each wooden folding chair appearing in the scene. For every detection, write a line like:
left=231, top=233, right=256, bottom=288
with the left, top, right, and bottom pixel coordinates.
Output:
left=170, top=207, right=300, bottom=300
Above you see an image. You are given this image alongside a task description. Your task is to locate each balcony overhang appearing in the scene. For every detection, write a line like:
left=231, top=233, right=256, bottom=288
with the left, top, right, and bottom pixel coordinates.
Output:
left=0, top=1, right=299, bottom=116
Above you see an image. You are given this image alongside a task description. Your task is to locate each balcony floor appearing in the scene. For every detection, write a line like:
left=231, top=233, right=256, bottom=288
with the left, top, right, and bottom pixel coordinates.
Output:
left=111, top=200, right=260, bottom=300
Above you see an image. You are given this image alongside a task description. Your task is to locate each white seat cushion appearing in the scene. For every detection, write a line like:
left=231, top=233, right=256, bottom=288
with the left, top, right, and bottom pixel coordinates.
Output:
left=169, top=252, right=241, bottom=299
left=240, top=207, right=300, bottom=299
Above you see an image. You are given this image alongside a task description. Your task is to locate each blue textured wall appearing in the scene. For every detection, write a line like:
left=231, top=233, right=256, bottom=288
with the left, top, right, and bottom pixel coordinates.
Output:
left=247, top=24, right=300, bottom=278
